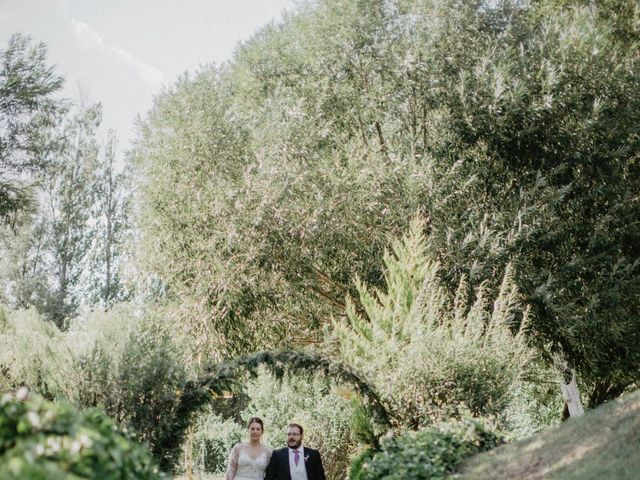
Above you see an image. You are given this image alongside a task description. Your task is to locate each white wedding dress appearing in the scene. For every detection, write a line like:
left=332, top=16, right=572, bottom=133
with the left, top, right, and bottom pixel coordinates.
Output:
left=227, top=444, right=272, bottom=480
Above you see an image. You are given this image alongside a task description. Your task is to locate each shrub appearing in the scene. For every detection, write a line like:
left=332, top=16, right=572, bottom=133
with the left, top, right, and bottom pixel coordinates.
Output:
left=333, top=218, right=534, bottom=429
left=361, top=419, right=502, bottom=480
left=348, top=447, right=374, bottom=480
left=504, top=375, right=564, bottom=439
left=188, top=409, right=244, bottom=474
left=0, top=389, right=165, bottom=480
left=350, top=399, right=385, bottom=451
left=0, top=305, right=190, bottom=470
left=67, top=307, right=189, bottom=468
left=0, top=308, right=71, bottom=399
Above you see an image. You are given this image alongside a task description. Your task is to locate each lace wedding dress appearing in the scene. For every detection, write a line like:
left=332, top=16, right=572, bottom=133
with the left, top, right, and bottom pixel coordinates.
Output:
left=227, top=444, right=272, bottom=480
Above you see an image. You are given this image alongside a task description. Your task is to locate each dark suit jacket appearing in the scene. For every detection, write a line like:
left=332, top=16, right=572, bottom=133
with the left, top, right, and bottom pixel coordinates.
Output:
left=265, top=446, right=326, bottom=480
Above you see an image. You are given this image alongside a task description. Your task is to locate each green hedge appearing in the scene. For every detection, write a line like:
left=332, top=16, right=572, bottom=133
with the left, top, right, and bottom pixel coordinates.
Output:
left=0, top=389, right=165, bottom=480
left=355, top=419, right=502, bottom=480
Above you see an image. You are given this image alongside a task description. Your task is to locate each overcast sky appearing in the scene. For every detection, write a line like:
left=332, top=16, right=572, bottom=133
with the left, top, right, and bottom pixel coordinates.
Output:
left=0, top=0, right=297, bottom=155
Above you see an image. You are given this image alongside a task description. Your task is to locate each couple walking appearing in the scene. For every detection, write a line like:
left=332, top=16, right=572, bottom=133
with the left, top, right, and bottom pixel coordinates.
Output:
left=226, top=417, right=326, bottom=480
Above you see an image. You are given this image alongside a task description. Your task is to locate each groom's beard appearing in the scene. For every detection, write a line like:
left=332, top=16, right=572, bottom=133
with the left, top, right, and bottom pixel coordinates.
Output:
left=287, top=439, right=302, bottom=449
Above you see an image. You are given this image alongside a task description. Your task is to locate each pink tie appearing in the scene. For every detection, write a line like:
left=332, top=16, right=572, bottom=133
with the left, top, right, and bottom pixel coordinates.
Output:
left=294, top=449, right=300, bottom=466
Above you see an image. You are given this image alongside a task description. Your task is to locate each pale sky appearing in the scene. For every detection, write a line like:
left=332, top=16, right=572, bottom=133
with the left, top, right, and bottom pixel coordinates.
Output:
left=0, top=0, right=298, bottom=155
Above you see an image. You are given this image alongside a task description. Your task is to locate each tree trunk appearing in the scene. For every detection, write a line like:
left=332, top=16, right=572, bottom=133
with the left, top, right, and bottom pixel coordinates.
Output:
left=560, top=368, right=584, bottom=418
left=588, top=380, right=631, bottom=408
left=185, top=426, right=194, bottom=480
left=104, top=182, right=113, bottom=305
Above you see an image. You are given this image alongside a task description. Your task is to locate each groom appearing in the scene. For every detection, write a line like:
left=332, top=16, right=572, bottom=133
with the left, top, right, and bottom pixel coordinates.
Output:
left=265, top=423, right=326, bottom=480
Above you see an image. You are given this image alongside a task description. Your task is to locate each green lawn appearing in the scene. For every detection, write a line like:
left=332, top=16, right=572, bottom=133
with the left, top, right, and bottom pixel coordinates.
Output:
left=458, top=388, right=640, bottom=479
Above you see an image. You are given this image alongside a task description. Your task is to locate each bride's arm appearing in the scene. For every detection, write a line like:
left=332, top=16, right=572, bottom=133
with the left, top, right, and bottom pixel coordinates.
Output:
left=225, top=443, right=240, bottom=480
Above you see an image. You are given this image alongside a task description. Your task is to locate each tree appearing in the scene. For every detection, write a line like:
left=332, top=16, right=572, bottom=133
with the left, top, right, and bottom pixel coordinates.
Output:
left=81, top=129, right=132, bottom=307
left=133, top=5, right=426, bottom=359
left=1, top=102, right=102, bottom=326
left=134, top=0, right=640, bottom=406
left=0, top=33, right=66, bottom=228
left=398, top=0, right=640, bottom=405
left=1, top=93, right=134, bottom=325
left=40, top=102, right=101, bottom=325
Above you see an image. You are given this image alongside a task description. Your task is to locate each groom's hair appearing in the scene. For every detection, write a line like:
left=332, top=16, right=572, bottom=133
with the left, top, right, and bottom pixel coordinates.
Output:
left=287, top=423, right=304, bottom=435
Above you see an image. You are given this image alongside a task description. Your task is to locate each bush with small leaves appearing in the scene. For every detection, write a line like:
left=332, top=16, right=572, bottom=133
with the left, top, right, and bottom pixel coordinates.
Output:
left=0, top=389, right=165, bottom=480
left=348, top=448, right=374, bottom=480
left=360, top=419, right=502, bottom=480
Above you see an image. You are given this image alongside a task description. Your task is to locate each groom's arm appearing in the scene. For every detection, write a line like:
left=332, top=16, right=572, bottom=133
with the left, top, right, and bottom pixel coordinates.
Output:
left=314, top=450, right=326, bottom=480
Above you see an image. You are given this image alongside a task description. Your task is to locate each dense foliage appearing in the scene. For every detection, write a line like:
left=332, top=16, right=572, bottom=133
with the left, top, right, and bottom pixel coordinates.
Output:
left=133, top=0, right=640, bottom=407
left=353, top=419, right=502, bottom=480
left=0, top=306, right=190, bottom=470
left=333, top=218, right=533, bottom=429
left=185, top=411, right=244, bottom=475
left=401, top=0, right=640, bottom=406
left=3, top=0, right=640, bottom=476
left=133, top=23, right=426, bottom=359
left=0, top=389, right=164, bottom=480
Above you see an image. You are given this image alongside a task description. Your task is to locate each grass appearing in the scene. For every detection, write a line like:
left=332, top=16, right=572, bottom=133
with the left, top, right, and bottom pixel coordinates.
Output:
left=173, top=475, right=224, bottom=480
left=458, top=388, right=640, bottom=479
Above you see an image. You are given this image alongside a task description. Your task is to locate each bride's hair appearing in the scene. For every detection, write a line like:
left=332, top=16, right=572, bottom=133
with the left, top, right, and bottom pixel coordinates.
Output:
left=247, top=416, right=264, bottom=431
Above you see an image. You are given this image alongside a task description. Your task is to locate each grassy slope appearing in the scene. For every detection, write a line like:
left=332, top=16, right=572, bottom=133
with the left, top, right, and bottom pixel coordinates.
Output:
left=459, top=389, right=640, bottom=480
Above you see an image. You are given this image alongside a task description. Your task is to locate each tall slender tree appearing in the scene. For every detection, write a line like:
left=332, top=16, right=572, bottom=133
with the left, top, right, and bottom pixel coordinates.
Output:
left=1, top=102, right=102, bottom=326
left=39, top=102, right=101, bottom=326
left=82, top=129, right=132, bottom=307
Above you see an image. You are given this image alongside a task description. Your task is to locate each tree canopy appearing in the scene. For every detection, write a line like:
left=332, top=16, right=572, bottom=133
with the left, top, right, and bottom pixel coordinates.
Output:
left=133, top=0, right=640, bottom=404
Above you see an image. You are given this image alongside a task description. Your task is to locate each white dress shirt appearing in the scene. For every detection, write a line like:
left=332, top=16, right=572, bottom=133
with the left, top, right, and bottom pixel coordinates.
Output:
left=288, top=446, right=308, bottom=480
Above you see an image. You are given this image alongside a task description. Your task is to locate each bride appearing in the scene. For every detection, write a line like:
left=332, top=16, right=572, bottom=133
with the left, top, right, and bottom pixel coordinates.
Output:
left=226, top=417, right=272, bottom=480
